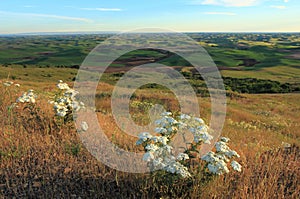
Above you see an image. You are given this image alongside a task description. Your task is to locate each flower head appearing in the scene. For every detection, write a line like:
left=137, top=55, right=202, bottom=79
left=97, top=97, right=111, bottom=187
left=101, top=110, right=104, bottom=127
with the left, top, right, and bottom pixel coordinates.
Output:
left=3, top=81, right=14, bottom=87
left=143, top=152, right=154, bottom=162
left=177, top=153, right=189, bottom=161
left=57, top=80, right=70, bottom=90
left=16, top=89, right=37, bottom=104
left=80, top=121, right=89, bottom=132
left=136, top=112, right=241, bottom=178
left=231, top=160, right=242, bottom=172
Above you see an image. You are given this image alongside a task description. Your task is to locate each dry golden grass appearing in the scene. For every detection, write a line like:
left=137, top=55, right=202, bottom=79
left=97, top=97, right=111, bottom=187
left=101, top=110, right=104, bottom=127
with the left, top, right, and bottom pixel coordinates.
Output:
left=0, top=82, right=299, bottom=198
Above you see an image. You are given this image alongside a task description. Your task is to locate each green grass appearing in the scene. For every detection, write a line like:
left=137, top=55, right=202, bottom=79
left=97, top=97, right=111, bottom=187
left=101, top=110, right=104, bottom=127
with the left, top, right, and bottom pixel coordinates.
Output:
left=0, top=65, right=77, bottom=83
left=221, top=65, right=300, bottom=84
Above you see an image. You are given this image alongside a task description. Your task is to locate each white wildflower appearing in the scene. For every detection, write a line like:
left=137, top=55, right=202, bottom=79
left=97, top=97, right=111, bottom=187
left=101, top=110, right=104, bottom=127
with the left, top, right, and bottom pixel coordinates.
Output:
left=153, top=158, right=165, bottom=168
left=52, top=81, right=85, bottom=118
left=202, top=137, right=242, bottom=175
left=194, top=117, right=204, bottom=124
left=215, top=141, right=230, bottom=153
left=225, top=150, right=240, bottom=158
left=157, top=136, right=168, bottom=145
left=178, top=167, right=191, bottom=178
left=3, top=81, right=14, bottom=87
left=145, top=144, right=159, bottom=152
left=137, top=112, right=241, bottom=178
left=16, top=89, right=37, bottom=104
left=216, top=153, right=230, bottom=162
left=138, top=132, right=152, bottom=140
left=201, top=151, right=218, bottom=162
left=143, top=152, right=154, bottom=162
left=81, top=121, right=89, bottom=132
left=167, top=126, right=178, bottom=133
left=179, top=113, right=191, bottom=120
left=231, top=160, right=242, bottom=172
left=136, top=139, right=144, bottom=145
left=177, top=153, right=189, bottom=161
left=163, top=145, right=173, bottom=153
left=57, top=80, right=70, bottom=90
left=161, top=112, right=172, bottom=116
left=155, top=127, right=167, bottom=134
left=217, top=160, right=230, bottom=174
left=166, top=117, right=178, bottom=125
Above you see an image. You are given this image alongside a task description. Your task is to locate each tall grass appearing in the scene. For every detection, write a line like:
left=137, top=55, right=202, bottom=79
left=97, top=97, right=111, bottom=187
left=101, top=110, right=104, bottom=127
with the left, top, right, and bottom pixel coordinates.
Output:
left=0, top=82, right=299, bottom=198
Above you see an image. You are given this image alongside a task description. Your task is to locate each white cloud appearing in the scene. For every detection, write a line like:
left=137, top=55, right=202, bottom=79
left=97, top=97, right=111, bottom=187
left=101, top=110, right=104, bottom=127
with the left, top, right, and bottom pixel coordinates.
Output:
left=81, top=8, right=122, bottom=11
left=204, top=11, right=237, bottom=15
left=191, top=0, right=262, bottom=7
left=283, top=0, right=289, bottom=3
left=0, top=11, right=92, bottom=23
left=270, top=5, right=286, bottom=9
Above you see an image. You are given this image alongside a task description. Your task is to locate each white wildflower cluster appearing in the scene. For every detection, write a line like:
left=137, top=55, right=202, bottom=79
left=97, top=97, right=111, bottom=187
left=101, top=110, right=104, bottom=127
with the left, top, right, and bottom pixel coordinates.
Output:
left=201, top=137, right=242, bottom=175
left=138, top=131, right=191, bottom=178
left=3, top=81, right=20, bottom=87
left=16, top=89, right=36, bottom=103
left=51, top=80, right=85, bottom=118
left=136, top=112, right=214, bottom=178
left=80, top=121, right=89, bottom=132
left=180, top=114, right=213, bottom=144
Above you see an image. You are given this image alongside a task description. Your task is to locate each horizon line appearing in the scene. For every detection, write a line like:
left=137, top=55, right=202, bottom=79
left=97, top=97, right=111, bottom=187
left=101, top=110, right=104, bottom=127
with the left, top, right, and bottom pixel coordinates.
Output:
left=1, top=30, right=300, bottom=36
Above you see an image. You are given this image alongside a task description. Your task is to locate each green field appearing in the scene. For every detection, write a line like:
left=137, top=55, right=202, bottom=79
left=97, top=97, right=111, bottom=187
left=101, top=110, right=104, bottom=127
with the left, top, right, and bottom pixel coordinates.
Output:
left=1, top=33, right=300, bottom=85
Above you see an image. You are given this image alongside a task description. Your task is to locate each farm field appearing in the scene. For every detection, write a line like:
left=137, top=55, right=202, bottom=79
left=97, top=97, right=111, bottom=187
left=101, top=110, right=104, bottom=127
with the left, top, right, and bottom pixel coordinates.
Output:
left=0, top=33, right=300, bottom=198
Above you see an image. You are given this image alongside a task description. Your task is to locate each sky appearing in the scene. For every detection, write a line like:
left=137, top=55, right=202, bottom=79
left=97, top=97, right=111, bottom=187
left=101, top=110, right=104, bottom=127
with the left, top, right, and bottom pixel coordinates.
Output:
left=0, top=0, right=299, bottom=34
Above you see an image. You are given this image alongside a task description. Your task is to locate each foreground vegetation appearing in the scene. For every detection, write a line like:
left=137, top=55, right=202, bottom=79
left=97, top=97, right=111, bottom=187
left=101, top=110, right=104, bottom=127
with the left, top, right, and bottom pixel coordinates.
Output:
left=0, top=79, right=299, bottom=198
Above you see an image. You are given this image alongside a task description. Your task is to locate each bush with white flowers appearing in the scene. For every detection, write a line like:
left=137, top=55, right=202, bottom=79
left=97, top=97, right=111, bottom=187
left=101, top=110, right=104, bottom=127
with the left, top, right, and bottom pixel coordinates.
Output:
left=50, top=80, right=85, bottom=120
left=201, top=137, right=242, bottom=175
left=16, top=89, right=36, bottom=103
left=137, top=112, right=242, bottom=178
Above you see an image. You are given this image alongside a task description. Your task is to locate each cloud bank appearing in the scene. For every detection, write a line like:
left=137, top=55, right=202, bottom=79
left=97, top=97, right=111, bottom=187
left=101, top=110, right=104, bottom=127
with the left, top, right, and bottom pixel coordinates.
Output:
left=192, top=0, right=262, bottom=7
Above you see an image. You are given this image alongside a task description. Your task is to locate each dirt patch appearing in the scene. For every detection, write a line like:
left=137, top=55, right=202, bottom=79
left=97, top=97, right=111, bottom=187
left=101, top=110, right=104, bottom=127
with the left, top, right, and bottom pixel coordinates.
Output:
left=286, top=51, right=300, bottom=59
left=237, top=58, right=260, bottom=67
left=37, top=51, right=55, bottom=55
left=218, top=66, right=242, bottom=71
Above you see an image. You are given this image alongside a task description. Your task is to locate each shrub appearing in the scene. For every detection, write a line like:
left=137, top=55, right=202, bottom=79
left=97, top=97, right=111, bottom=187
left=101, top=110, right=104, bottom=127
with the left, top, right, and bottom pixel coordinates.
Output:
left=137, top=112, right=242, bottom=178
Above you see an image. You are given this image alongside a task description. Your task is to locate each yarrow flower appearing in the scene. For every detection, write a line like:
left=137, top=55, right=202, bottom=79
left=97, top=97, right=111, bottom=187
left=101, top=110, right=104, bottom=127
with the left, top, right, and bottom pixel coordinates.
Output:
left=137, top=112, right=214, bottom=178
left=201, top=138, right=242, bottom=175
left=3, top=81, right=14, bottom=87
left=16, top=89, right=37, bottom=103
left=80, top=121, right=89, bottom=132
left=231, top=160, right=242, bottom=172
left=137, top=112, right=242, bottom=178
left=52, top=80, right=85, bottom=119
left=177, top=153, right=189, bottom=161
left=57, top=80, right=70, bottom=90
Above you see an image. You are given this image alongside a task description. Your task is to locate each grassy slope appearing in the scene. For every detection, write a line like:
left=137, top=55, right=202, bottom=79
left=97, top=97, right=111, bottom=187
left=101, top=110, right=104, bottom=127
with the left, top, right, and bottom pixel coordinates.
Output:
left=0, top=65, right=76, bottom=84
left=0, top=80, right=299, bottom=198
left=221, top=65, right=300, bottom=84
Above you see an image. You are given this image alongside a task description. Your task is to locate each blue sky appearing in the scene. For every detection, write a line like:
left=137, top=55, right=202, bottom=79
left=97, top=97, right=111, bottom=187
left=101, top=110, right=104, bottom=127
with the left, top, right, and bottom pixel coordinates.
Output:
left=0, top=0, right=299, bottom=33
